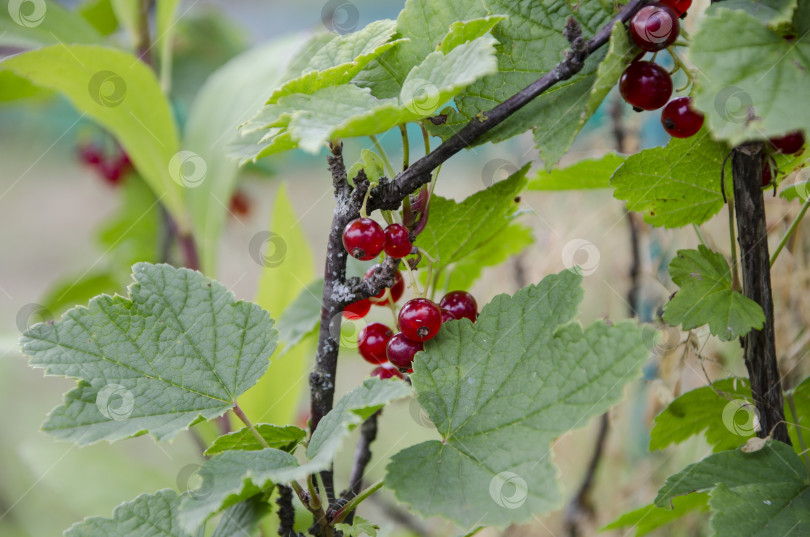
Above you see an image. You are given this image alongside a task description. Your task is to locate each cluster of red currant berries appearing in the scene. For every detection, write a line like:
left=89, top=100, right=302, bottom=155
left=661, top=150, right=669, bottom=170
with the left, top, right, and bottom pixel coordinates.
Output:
left=78, top=143, right=132, bottom=185
left=340, top=216, right=479, bottom=378
left=619, top=1, right=705, bottom=139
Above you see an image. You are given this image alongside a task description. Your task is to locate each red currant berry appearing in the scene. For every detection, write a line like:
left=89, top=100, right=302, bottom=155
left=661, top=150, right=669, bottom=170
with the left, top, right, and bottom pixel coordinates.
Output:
left=769, top=131, right=805, bottom=155
left=370, top=363, right=403, bottom=380
left=440, top=308, right=456, bottom=324
left=78, top=144, right=103, bottom=166
left=439, top=291, right=478, bottom=322
left=629, top=4, right=679, bottom=52
left=398, top=298, right=442, bottom=341
left=343, top=298, right=371, bottom=319
left=619, top=61, right=673, bottom=111
left=98, top=159, right=125, bottom=185
left=762, top=155, right=773, bottom=187
left=386, top=332, right=423, bottom=370
left=229, top=189, right=251, bottom=217
left=358, top=322, right=393, bottom=364
left=383, top=223, right=413, bottom=258
left=661, top=97, right=704, bottom=138
left=661, top=0, right=691, bottom=16
left=365, top=267, right=405, bottom=304
left=343, top=218, right=385, bottom=261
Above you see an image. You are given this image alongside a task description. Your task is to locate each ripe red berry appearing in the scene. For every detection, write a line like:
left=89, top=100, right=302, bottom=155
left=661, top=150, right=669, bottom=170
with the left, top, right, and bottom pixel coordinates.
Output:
left=761, top=155, right=773, bottom=187
left=386, top=332, right=423, bottom=370
left=358, top=322, right=393, bottom=364
left=343, top=298, right=371, bottom=319
left=440, top=308, right=456, bottom=324
left=661, top=97, right=704, bottom=138
left=365, top=267, right=405, bottom=304
left=629, top=4, right=679, bottom=51
left=78, top=144, right=103, bottom=166
left=661, top=0, right=691, bottom=16
left=371, top=363, right=403, bottom=379
left=398, top=298, right=442, bottom=341
left=439, top=291, right=478, bottom=322
left=769, top=131, right=805, bottom=155
left=343, top=218, right=385, bottom=261
left=229, top=190, right=251, bottom=217
left=98, top=159, right=125, bottom=185
left=383, top=223, right=413, bottom=258
left=619, top=61, right=673, bottom=111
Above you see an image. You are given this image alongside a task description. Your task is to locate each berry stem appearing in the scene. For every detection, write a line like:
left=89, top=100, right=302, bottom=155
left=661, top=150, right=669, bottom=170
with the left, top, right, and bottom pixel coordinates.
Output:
left=399, top=124, right=410, bottom=171
left=770, top=194, right=810, bottom=266
left=691, top=223, right=709, bottom=249
left=331, top=479, right=384, bottom=524
left=370, top=135, right=397, bottom=179
left=727, top=195, right=741, bottom=292
left=419, top=122, right=431, bottom=155
left=401, top=256, right=423, bottom=297
left=232, top=402, right=270, bottom=449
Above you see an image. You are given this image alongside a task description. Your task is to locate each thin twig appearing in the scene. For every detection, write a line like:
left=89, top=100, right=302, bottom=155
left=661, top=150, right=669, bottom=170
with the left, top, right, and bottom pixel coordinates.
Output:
left=277, top=485, right=298, bottom=537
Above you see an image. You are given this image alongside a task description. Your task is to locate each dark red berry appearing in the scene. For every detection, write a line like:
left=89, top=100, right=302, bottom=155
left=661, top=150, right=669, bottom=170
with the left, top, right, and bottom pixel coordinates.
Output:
left=661, top=0, right=691, bottom=16
left=762, top=155, right=773, bottom=187
left=769, top=131, right=805, bottom=155
left=386, top=332, right=423, bottom=370
left=343, top=298, right=371, bottom=319
left=661, top=97, right=704, bottom=138
left=619, top=61, right=673, bottom=111
left=398, top=298, right=442, bottom=341
left=440, top=308, right=456, bottom=324
left=629, top=4, right=679, bottom=52
left=229, top=190, right=251, bottom=217
left=358, top=322, right=393, bottom=364
left=365, top=267, right=405, bottom=304
left=343, top=218, right=385, bottom=261
left=383, top=223, right=413, bottom=258
left=78, top=144, right=103, bottom=166
left=439, top=291, right=478, bottom=323
left=371, top=363, right=403, bottom=379
left=98, top=159, right=125, bottom=185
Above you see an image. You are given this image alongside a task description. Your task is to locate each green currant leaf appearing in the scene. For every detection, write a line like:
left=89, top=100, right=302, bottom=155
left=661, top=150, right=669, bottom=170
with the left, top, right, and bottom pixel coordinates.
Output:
left=663, top=246, right=766, bottom=341
left=205, top=424, right=306, bottom=456
left=210, top=495, right=269, bottom=537
left=0, top=0, right=104, bottom=47
left=348, top=149, right=387, bottom=185
left=655, top=441, right=810, bottom=537
left=385, top=270, right=648, bottom=528
left=335, top=516, right=380, bottom=537
left=178, top=378, right=412, bottom=533
left=441, top=223, right=534, bottom=293
left=610, top=130, right=732, bottom=228
left=650, top=378, right=755, bottom=453
left=21, top=263, right=278, bottom=446
left=65, top=489, right=196, bottom=537
left=0, top=45, right=187, bottom=230
left=528, top=153, right=627, bottom=190
left=415, top=164, right=528, bottom=276
left=690, top=4, right=810, bottom=145
left=438, top=16, right=506, bottom=53
left=714, top=0, right=798, bottom=30
left=786, top=375, right=810, bottom=449
left=273, top=278, right=323, bottom=359
left=601, top=493, right=710, bottom=537
left=430, top=1, right=634, bottom=168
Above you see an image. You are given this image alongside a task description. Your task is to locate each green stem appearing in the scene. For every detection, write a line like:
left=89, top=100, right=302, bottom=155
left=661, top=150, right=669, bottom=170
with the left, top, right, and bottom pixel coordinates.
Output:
left=770, top=196, right=810, bottom=266
left=399, top=124, right=410, bottom=170
left=232, top=403, right=270, bottom=449
left=332, top=479, right=384, bottom=524
left=692, top=223, right=709, bottom=248
left=370, top=135, right=397, bottom=178
left=307, top=474, right=322, bottom=511
left=786, top=393, right=810, bottom=472
left=419, top=123, right=431, bottom=155
left=728, top=197, right=741, bottom=292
